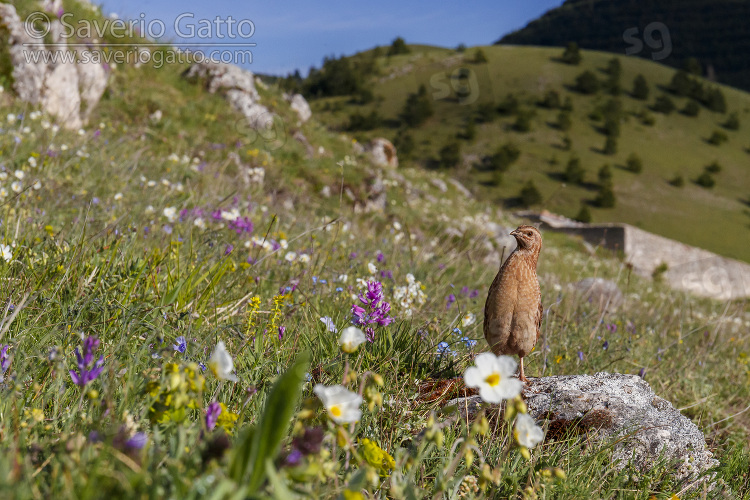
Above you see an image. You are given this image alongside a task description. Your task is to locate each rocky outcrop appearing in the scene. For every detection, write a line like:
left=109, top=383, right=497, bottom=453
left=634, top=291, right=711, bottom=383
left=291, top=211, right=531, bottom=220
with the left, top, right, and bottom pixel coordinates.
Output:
left=284, top=93, right=311, bottom=123
left=447, top=372, right=718, bottom=489
left=0, top=3, right=109, bottom=129
left=367, top=138, right=398, bottom=168
left=183, top=61, right=273, bottom=129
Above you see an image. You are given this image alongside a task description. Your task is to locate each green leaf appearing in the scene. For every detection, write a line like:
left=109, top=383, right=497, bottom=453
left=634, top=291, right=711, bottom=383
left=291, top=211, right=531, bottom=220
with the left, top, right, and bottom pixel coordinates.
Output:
left=265, top=459, right=297, bottom=500
left=229, top=351, right=311, bottom=491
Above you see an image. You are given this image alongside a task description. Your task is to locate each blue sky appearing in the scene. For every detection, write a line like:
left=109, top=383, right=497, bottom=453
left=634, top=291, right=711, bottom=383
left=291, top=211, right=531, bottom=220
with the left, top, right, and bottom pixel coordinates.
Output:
left=99, top=1, right=563, bottom=75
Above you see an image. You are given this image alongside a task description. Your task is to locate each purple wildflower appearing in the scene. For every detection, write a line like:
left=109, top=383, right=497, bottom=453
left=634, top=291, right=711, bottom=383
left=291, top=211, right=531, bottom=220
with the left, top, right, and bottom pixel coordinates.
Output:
left=351, top=280, right=393, bottom=342
left=606, top=323, right=617, bottom=333
left=206, top=401, right=222, bottom=431
left=228, top=217, right=253, bottom=234
left=638, top=367, right=646, bottom=378
left=126, top=432, right=148, bottom=450
left=285, top=449, right=303, bottom=466
left=1, top=344, right=10, bottom=381
left=278, top=326, right=286, bottom=340
left=577, top=351, right=584, bottom=361
left=224, top=244, right=234, bottom=255
left=446, top=294, right=456, bottom=309
left=376, top=252, right=385, bottom=263
left=69, top=336, right=105, bottom=387
left=602, top=341, right=609, bottom=350
left=469, top=289, right=479, bottom=299
left=173, top=336, right=187, bottom=353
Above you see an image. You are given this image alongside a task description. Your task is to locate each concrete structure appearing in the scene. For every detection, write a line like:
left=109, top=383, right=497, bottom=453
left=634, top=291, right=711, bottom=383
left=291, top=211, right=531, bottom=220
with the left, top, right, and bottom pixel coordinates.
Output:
left=518, top=211, right=750, bottom=300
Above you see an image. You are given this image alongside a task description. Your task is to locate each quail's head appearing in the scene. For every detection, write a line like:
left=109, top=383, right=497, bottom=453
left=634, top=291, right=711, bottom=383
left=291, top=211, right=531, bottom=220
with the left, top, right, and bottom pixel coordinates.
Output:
left=510, top=225, right=542, bottom=254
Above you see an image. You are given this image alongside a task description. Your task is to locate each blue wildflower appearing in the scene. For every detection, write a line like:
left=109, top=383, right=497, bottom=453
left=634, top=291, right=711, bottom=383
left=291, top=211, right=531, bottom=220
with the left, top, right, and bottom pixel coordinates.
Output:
left=173, top=336, right=187, bottom=353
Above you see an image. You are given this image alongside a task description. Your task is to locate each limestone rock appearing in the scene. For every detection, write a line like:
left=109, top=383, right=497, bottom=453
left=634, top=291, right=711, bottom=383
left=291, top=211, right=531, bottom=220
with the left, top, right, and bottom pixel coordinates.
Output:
left=570, top=277, right=623, bottom=312
left=446, top=373, right=717, bottom=488
left=0, top=4, right=109, bottom=129
left=183, top=61, right=273, bottom=129
left=285, top=93, right=311, bottom=123
left=368, top=138, right=398, bottom=168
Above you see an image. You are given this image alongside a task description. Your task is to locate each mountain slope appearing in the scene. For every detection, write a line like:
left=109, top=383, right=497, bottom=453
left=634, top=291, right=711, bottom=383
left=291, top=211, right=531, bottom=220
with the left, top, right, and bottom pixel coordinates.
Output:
left=306, top=44, right=750, bottom=262
left=497, top=0, right=750, bottom=92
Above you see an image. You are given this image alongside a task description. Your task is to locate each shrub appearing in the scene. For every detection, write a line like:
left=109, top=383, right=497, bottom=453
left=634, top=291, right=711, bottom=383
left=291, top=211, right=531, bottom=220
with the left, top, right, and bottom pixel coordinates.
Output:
left=562, top=135, right=572, bottom=151
left=723, top=112, right=740, bottom=130
left=456, top=43, right=467, bottom=53
left=513, top=110, right=533, bottom=132
left=594, top=185, right=616, bottom=208
left=486, top=143, right=521, bottom=172
left=563, top=156, right=585, bottom=185
left=626, top=153, right=643, bottom=173
left=497, top=93, right=519, bottom=115
left=347, top=110, right=381, bottom=131
left=652, top=95, right=675, bottom=114
left=393, top=132, right=414, bottom=160
left=560, top=42, right=582, bottom=65
left=598, top=164, right=613, bottom=186
left=400, top=85, right=433, bottom=127
left=603, top=136, right=617, bottom=155
left=652, top=262, right=669, bottom=281
left=387, top=37, right=410, bottom=56
left=669, top=175, right=684, bottom=187
left=695, top=171, right=715, bottom=188
left=472, top=48, right=488, bottom=63
left=575, top=70, right=599, bottom=94
left=561, top=96, right=574, bottom=111
left=520, top=180, right=542, bottom=206
left=705, top=161, right=722, bottom=174
left=557, top=110, right=572, bottom=131
left=632, top=74, right=649, bottom=100
left=708, top=130, right=728, bottom=146
left=574, top=204, right=592, bottom=223
left=539, top=90, right=561, bottom=109
left=438, top=141, right=461, bottom=168
left=704, top=87, right=727, bottom=113
left=681, top=100, right=700, bottom=117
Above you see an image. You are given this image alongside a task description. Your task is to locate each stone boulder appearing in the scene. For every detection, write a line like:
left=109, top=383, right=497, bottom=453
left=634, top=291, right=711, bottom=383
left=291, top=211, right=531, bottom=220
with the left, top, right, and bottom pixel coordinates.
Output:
left=0, top=3, right=108, bottom=129
left=284, top=93, right=311, bottom=123
left=183, top=61, right=273, bottom=129
left=570, top=277, right=623, bottom=312
left=446, top=373, right=717, bottom=488
left=367, top=138, right=398, bottom=168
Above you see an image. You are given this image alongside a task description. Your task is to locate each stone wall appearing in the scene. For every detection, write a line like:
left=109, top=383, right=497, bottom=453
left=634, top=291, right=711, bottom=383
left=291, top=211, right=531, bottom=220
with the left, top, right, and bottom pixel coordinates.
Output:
left=521, top=212, right=750, bottom=300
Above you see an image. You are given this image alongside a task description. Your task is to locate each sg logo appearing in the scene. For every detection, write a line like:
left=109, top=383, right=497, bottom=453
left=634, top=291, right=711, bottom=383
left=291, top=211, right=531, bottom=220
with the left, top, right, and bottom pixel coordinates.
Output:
left=429, top=67, right=481, bottom=105
left=623, top=22, right=672, bottom=61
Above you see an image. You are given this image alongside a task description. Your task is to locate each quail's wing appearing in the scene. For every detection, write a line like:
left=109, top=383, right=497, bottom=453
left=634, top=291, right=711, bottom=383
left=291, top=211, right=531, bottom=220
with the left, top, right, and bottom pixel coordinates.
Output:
left=535, top=299, right=543, bottom=344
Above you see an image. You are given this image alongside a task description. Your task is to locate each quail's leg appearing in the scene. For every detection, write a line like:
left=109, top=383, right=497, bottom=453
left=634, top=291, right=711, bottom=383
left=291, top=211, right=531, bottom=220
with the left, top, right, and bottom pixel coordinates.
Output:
left=519, top=357, right=528, bottom=382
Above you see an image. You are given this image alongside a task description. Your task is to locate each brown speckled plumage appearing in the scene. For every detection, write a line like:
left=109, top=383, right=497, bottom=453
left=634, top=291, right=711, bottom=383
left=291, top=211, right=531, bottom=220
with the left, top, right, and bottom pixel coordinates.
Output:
left=483, top=225, right=543, bottom=382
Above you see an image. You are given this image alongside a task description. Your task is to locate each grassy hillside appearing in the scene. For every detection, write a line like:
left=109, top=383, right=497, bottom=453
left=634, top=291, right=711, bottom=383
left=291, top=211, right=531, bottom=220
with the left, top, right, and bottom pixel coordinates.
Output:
left=497, top=0, right=750, bottom=92
left=0, top=5, right=749, bottom=498
left=305, top=44, right=750, bottom=262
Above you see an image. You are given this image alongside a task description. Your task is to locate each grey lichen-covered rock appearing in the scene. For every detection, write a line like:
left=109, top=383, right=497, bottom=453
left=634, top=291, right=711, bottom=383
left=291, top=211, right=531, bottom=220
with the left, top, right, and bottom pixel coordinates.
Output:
left=570, top=277, right=624, bottom=312
left=0, top=3, right=109, bottom=129
left=446, top=373, right=718, bottom=488
left=284, top=93, right=311, bottom=123
left=183, top=61, right=273, bottom=129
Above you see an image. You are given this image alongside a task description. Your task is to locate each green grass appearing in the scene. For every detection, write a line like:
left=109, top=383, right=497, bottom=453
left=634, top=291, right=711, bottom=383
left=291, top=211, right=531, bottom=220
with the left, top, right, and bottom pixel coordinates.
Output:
left=309, top=44, right=750, bottom=262
left=0, top=9, right=748, bottom=498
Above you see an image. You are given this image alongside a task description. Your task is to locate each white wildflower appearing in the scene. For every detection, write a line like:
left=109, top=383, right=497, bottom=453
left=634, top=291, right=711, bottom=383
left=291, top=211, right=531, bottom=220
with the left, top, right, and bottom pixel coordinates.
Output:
left=314, top=384, right=362, bottom=424
left=514, top=413, right=544, bottom=449
left=339, top=326, right=366, bottom=353
left=208, top=341, right=239, bottom=382
left=463, top=352, right=523, bottom=404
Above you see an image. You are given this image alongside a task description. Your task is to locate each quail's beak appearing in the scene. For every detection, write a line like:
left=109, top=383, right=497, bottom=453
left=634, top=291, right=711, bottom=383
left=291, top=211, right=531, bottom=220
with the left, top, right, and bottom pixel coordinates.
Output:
left=510, top=229, right=519, bottom=237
